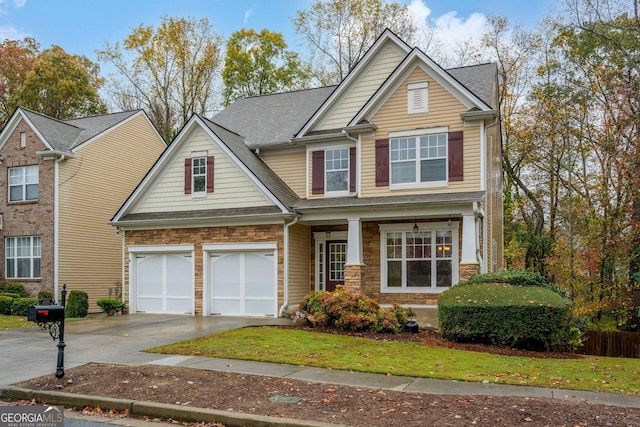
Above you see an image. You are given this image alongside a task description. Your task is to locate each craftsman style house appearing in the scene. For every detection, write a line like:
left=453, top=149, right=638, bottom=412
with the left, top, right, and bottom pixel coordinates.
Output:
left=0, top=107, right=166, bottom=309
left=111, top=30, right=503, bottom=317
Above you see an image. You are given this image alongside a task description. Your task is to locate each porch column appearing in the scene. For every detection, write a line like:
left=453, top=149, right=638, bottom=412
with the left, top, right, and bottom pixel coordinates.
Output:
left=460, top=213, right=479, bottom=281
left=345, top=218, right=364, bottom=294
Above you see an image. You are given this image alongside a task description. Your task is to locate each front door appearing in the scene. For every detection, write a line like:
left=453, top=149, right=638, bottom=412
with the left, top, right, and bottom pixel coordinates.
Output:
left=326, top=241, right=346, bottom=292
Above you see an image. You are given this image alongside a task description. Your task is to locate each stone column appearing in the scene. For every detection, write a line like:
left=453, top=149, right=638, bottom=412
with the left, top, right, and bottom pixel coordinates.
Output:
left=345, top=218, right=364, bottom=294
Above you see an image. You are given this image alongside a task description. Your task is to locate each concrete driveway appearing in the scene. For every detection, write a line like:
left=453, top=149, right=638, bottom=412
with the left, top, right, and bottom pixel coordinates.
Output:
left=0, top=314, right=289, bottom=387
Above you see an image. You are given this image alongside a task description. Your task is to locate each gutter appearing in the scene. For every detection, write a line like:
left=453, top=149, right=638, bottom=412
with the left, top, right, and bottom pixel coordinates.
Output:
left=53, top=155, right=66, bottom=304
left=279, top=216, right=299, bottom=317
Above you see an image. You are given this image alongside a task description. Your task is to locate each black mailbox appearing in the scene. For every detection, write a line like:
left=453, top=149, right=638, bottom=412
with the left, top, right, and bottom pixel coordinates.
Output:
left=28, top=305, right=65, bottom=323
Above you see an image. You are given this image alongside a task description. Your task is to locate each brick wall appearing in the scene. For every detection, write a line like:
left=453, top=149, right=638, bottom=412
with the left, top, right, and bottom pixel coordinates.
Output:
left=124, top=224, right=284, bottom=315
left=0, top=119, right=55, bottom=297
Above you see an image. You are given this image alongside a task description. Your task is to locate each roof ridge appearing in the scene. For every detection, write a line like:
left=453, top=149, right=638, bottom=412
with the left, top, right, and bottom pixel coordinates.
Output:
left=446, top=62, right=497, bottom=71
left=18, top=106, right=82, bottom=130
left=231, top=85, right=338, bottom=101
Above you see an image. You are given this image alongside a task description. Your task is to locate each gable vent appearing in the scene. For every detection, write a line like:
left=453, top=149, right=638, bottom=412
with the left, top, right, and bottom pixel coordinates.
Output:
left=408, top=81, right=428, bottom=114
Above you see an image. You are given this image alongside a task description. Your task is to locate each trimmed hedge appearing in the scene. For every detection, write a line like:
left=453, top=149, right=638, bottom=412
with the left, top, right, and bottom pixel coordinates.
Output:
left=0, top=295, right=13, bottom=315
left=296, top=285, right=414, bottom=333
left=66, top=290, right=89, bottom=318
left=37, top=290, right=54, bottom=303
left=439, top=272, right=571, bottom=351
left=0, top=283, right=27, bottom=298
left=96, top=298, right=125, bottom=315
left=11, top=298, right=38, bottom=316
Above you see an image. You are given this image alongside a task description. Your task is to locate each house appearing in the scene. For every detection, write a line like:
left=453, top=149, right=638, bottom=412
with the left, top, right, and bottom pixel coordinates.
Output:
left=0, top=107, right=166, bottom=310
left=110, top=30, right=503, bottom=317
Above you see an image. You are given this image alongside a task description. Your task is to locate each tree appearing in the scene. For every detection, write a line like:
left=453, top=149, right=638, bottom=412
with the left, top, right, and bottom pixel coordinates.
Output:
left=10, top=45, right=106, bottom=120
left=222, top=29, right=310, bottom=106
left=98, top=16, right=223, bottom=142
left=0, top=37, right=39, bottom=125
left=292, top=0, right=417, bottom=85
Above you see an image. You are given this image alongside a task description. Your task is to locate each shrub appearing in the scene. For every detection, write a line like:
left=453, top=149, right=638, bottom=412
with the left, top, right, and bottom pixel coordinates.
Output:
left=296, top=286, right=414, bottom=333
left=37, top=290, right=54, bottom=304
left=0, top=292, right=21, bottom=300
left=439, top=272, right=572, bottom=351
left=66, top=290, right=89, bottom=318
left=0, top=295, right=13, bottom=315
left=96, top=298, right=125, bottom=316
left=0, top=283, right=27, bottom=298
left=11, top=298, right=38, bottom=316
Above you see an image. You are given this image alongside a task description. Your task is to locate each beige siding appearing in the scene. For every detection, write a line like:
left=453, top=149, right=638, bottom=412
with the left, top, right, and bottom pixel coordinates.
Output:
left=57, top=114, right=165, bottom=311
left=259, top=147, right=306, bottom=198
left=287, top=223, right=311, bottom=309
left=361, top=66, right=482, bottom=197
left=136, top=128, right=272, bottom=213
left=318, top=45, right=405, bottom=131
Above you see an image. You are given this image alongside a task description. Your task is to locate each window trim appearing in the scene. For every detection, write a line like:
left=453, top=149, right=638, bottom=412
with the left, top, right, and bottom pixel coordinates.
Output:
left=324, top=147, right=350, bottom=197
left=8, top=165, right=39, bottom=202
left=5, top=236, right=41, bottom=279
left=389, top=128, right=448, bottom=190
left=379, top=222, right=459, bottom=294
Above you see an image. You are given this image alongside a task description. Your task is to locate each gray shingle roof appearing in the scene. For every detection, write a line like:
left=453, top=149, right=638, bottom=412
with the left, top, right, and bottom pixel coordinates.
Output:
left=20, top=107, right=139, bottom=153
left=447, top=63, right=497, bottom=108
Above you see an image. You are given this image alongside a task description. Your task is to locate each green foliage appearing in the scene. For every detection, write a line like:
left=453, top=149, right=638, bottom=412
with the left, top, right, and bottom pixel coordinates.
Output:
left=0, top=283, right=27, bottom=297
left=65, top=290, right=89, bottom=318
left=37, top=290, right=54, bottom=303
left=0, top=296, right=13, bottom=315
left=11, top=298, right=38, bottom=316
left=0, top=293, right=21, bottom=299
left=296, top=286, right=414, bottom=333
left=96, top=298, right=125, bottom=316
left=439, top=272, right=572, bottom=350
left=463, top=269, right=566, bottom=297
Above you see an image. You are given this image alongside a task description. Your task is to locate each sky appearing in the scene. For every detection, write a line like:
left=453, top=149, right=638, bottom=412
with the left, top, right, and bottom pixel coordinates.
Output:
left=0, top=0, right=559, bottom=65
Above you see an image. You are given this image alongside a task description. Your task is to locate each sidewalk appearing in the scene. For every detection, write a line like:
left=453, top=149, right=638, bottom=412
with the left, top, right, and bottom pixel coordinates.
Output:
left=2, top=314, right=640, bottom=427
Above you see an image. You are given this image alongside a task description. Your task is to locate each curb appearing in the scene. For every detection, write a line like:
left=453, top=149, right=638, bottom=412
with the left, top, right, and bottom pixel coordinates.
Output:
left=0, top=386, right=346, bottom=427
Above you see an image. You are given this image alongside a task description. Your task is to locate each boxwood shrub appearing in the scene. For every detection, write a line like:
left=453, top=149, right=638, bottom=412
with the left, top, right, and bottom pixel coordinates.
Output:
left=0, top=295, right=13, bottom=315
left=0, top=283, right=27, bottom=298
left=66, top=290, right=89, bottom=318
left=11, top=298, right=38, bottom=316
left=96, top=298, right=126, bottom=315
left=37, top=290, right=54, bottom=304
left=439, top=272, right=571, bottom=351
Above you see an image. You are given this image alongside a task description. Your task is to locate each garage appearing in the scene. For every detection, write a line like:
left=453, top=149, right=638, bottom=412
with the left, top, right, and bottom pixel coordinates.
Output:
left=208, top=248, right=277, bottom=317
left=134, top=251, right=194, bottom=314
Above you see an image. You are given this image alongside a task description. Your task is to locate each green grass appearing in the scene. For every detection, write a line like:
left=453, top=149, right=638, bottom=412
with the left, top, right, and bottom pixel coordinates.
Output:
left=0, top=315, right=33, bottom=330
left=147, top=326, right=640, bottom=395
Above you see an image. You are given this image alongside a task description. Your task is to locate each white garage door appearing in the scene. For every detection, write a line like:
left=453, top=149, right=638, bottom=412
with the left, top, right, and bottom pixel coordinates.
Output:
left=136, top=254, right=193, bottom=314
left=210, top=251, right=276, bottom=316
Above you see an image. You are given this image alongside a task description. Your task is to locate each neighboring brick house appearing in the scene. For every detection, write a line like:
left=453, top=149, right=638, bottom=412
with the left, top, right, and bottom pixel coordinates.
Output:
left=0, top=107, right=166, bottom=310
left=111, top=30, right=503, bottom=317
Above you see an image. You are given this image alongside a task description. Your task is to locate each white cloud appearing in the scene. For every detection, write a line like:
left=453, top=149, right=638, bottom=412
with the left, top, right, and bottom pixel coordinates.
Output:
left=14, top=0, right=27, bottom=8
left=243, top=9, right=252, bottom=25
left=0, top=24, right=29, bottom=41
left=432, top=10, right=487, bottom=47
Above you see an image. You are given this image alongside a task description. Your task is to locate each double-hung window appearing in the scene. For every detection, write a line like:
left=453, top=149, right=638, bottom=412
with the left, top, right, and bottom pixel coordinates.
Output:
left=192, top=157, right=207, bottom=193
left=9, top=165, right=39, bottom=202
left=325, top=148, right=349, bottom=194
left=390, top=132, right=447, bottom=187
left=311, top=146, right=355, bottom=196
left=184, top=155, right=214, bottom=195
left=380, top=223, right=458, bottom=292
left=6, top=236, right=41, bottom=279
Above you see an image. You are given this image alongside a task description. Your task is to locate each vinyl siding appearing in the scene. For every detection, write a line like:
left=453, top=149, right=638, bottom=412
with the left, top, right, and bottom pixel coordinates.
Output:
left=287, top=222, right=311, bottom=308
left=361, top=66, right=482, bottom=197
left=259, top=147, right=306, bottom=198
left=57, top=113, right=165, bottom=311
left=136, top=128, right=272, bottom=213
left=317, top=45, right=405, bottom=131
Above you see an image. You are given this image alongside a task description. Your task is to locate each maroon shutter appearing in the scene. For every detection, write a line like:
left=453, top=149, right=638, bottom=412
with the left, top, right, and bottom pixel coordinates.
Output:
left=349, top=147, right=356, bottom=192
left=312, top=150, right=324, bottom=195
left=184, top=158, right=192, bottom=194
left=448, top=131, right=463, bottom=182
left=206, top=156, right=214, bottom=193
left=375, top=139, right=389, bottom=187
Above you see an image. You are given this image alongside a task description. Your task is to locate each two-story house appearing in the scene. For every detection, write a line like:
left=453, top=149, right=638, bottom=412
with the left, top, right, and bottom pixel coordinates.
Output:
left=0, top=107, right=166, bottom=310
left=110, top=30, right=503, bottom=317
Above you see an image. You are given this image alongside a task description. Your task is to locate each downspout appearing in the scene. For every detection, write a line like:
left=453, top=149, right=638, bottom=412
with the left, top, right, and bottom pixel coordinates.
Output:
left=115, top=227, right=125, bottom=303
left=279, top=215, right=299, bottom=317
left=53, top=155, right=65, bottom=304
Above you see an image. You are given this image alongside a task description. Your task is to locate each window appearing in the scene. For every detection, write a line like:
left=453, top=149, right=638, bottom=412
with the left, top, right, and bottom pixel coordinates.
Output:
left=390, top=134, right=446, bottom=185
left=325, top=148, right=349, bottom=193
left=184, top=156, right=214, bottom=195
left=408, top=81, right=428, bottom=114
left=6, top=236, right=41, bottom=279
left=192, top=157, right=206, bottom=193
left=380, top=223, right=457, bottom=291
left=9, top=165, right=39, bottom=202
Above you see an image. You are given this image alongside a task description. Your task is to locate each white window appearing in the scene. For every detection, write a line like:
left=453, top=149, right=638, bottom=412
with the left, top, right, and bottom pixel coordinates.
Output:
left=20, top=132, right=26, bottom=148
left=192, top=157, right=206, bottom=193
left=325, top=148, right=349, bottom=194
left=9, top=165, right=39, bottom=202
left=408, top=81, right=428, bottom=114
left=6, top=236, right=41, bottom=279
left=390, top=133, right=446, bottom=186
left=380, top=223, right=458, bottom=292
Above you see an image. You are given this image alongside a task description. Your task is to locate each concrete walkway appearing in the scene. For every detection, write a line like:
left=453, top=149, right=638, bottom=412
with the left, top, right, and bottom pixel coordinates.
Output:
left=2, top=314, right=639, bottom=426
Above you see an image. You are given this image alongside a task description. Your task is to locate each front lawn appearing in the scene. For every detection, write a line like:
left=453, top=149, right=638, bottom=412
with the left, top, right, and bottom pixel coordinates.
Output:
left=147, top=326, right=640, bottom=395
left=0, top=314, right=32, bottom=330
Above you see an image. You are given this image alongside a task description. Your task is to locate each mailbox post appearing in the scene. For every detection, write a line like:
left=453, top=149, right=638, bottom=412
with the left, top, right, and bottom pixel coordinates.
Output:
left=27, top=284, right=66, bottom=378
